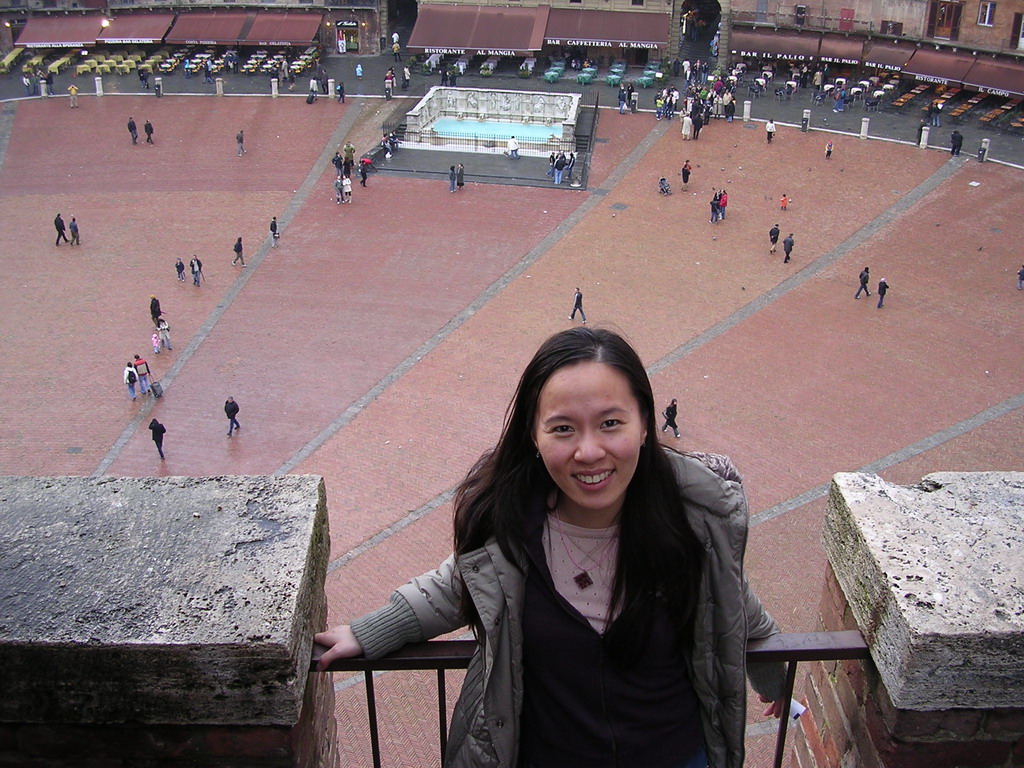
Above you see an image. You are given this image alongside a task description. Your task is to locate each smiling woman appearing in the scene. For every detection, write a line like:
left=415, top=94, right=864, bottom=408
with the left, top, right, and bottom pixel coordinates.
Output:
left=316, top=327, right=788, bottom=768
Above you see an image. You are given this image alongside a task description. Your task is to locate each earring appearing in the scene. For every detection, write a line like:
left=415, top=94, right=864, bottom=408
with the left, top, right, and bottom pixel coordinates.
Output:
left=536, top=451, right=541, bottom=459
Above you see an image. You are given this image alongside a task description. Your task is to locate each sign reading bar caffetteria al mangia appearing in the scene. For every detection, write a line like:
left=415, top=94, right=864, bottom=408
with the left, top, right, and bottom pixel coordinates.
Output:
left=545, top=38, right=659, bottom=49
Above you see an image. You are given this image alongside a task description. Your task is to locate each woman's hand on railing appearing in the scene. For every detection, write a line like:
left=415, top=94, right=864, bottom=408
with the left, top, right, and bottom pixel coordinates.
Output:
left=759, top=695, right=788, bottom=719
left=314, top=625, right=364, bottom=671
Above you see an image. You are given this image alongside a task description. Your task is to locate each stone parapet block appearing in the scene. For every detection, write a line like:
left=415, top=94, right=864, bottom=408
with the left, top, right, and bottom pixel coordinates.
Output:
left=0, top=475, right=329, bottom=727
left=822, top=472, right=1024, bottom=711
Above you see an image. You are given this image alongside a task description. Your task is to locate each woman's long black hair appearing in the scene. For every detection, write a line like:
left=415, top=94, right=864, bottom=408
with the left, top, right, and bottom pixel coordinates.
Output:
left=453, top=327, right=704, bottom=662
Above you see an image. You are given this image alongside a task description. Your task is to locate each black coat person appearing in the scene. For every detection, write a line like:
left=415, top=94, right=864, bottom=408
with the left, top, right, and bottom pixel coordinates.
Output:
left=149, top=419, right=166, bottom=460
left=950, top=130, right=964, bottom=157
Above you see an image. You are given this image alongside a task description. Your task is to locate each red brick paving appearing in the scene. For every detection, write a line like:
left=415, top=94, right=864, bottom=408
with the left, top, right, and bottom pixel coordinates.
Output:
left=3, top=95, right=1023, bottom=767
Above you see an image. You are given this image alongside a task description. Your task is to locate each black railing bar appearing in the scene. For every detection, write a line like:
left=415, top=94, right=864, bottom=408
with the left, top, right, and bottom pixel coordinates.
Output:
left=364, top=670, right=382, bottom=768
left=313, top=631, right=868, bottom=673
left=773, top=659, right=800, bottom=768
left=437, top=670, right=448, bottom=764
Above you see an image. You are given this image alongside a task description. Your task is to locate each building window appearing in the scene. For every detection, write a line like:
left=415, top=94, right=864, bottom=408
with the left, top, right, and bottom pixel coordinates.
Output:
left=632, top=0, right=644, bottom=5
left=977, top=1, right=995, bottom=25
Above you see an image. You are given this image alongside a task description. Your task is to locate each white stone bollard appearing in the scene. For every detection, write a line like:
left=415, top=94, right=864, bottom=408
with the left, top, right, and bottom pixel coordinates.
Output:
left=215, top=77, right=224, bottom=96
left=743, top=100, right=751, bottom=122
left=860, top=117, right=870, bottom=139
left=94, top=76, right=103, bottom=97
left=271, top=78, right=279, bottom=98
left=327, top=78, right=335, bottom=98
left=978, top=137, right=990, bottom=162
left=919, top=125, right=930, bottom=148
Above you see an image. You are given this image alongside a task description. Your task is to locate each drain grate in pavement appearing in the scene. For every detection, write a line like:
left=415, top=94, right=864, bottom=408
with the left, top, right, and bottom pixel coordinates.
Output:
left=594, top=138, right=610, bottom=144
left=66, top=447, right=82, bottom=454
left=610, top=202, right=628, bottom=209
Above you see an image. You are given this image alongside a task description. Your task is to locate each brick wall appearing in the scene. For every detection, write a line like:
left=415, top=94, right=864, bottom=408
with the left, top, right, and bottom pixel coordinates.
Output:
left=793, top=564, right=1024, bottom=768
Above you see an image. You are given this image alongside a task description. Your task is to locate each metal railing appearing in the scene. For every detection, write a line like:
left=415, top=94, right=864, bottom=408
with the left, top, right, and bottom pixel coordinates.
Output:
left=731, top=11, right=875, bottom=35
left=313, top=630, right=869, bottom=768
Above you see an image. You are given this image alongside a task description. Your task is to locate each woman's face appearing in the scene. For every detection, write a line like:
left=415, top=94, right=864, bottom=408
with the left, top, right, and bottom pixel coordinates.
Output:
left=533, top=361, right=647, bottom=528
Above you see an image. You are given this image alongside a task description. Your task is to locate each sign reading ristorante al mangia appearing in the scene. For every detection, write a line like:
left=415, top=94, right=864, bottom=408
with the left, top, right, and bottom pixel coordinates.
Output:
left=424, top=48, right=530, bottom=55
left=545, top=37, right=659, bottom=49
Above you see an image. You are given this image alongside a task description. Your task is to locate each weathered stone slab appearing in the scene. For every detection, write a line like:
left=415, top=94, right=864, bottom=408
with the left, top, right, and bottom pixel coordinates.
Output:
left=0, top=475, right=328, bottom=726
left=823, top=472, right=1024, bottom=710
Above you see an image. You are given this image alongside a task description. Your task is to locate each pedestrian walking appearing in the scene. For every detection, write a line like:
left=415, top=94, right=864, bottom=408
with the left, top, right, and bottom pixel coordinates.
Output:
left=456, top=163, right=465, bottom=191
left=232, top=237, right=245, bottom=266
left=68, top=216, right=80, bottom=245
left=402, top=65, right=411, bottom=90
left=157, top=318, right=172, bottom=351
left=152, top=331, right=161, bottom=355
left=334, top=176, right=344, bottom=204
left=355, top=63, right=363, bottom=78
left=782, top=233, right=794, bottom=263
left=124, top=362, right=139, bottom=400
left=342, top=175, right=353, bottom=204
left=449, top=165, right=457, bottom=193
left=133, top=354, right=151, bottom=394
left=554, top=153, right=567, bottom=185
left=661, top=398, right=681, bottom=438
left=392, top=41, right=402, bottom=61
left=190, top=255, right=203, bottom=286
left=358, top=161, right=368, bottom=187
left=718, top=189, right=728, bottom=220
left=825, top=140, right=833, bottom=159
left=855, top=267, right=871, bottom=299
left=780, top=193, right=789, bottom=211
left=691, top=112, right=703, bottom=140
left=765, top=119, right=776, bottom=144
left=768, top=224, right=780, bottom=253
left=877, top=278, right=889, bottom=308
left=67, top=84, right=79, bottom=108
left=681, top=160, right=692, bottom=190
left=950, top=130, right=963, bottom=157
left=270, top=216, right=280, bottom=247
left=569, top=287, right=587, bottom=324
left=176, top=258, right=186, bottom=281
left=225, top=396, right=241, bottom=436
left=149, top=418, right=166, bottom=460
left=336, top=81, right=346, bottom=102
left=618, top=86, right=627, bottom=114
left=1018, top=265, right=1024, bottom=291
left=149, top=295, right=163, bottom=326
left=128, top=117, right=138, bottom=145
left=144, top=120, right=154, bottom=144
left=54, top=213, right=69, bottom=245
left=236, top=130, right=246, bottom=156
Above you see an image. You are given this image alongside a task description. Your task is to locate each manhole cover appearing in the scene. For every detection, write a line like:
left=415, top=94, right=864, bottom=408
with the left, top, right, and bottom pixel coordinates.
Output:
left=66, top=447, right=82, bottom=454
left=610, top=202, right=628, bottom=210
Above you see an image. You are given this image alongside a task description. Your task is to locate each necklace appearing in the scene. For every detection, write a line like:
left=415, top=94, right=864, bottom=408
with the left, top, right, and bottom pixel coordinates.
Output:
left=551, top=508, right=618, bottom=590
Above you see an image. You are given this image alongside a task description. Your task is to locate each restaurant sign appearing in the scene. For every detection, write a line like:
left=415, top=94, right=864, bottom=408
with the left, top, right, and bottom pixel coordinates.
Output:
left=337, top=20, right=358, bottom=28
left=546, top=37, right=659, bottom=49
left=864, top=59, right=901, bottom=71
left=819, top=55, right=860, bottom=64
left=425, top=47, right=466, bottom=54
left=979, top=86, right=1011, bottom=96
left=734, top=48, right=814, bottom=61
left=913, top=74, right=949, bottom=84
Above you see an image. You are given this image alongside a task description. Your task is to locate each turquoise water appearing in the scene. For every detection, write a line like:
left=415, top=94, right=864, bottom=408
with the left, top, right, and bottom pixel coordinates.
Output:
left=430, top=118, right=560, bottom=142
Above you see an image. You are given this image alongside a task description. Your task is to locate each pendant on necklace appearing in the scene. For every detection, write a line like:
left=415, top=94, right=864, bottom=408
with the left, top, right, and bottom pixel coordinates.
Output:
left=574, top=571, right=594, bottom=590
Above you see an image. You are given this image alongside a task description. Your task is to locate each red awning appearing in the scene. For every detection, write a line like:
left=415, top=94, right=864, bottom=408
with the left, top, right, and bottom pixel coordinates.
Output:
left=962, top=57, right=1024, bottom=97
left=729, top=27, right=819, bottom=61
left=97, top=13, right=175, bottom=45
left=902, top=47, right=976, bottom=85
left=407, top=4, right=549, bottom=56
left=861, top=40, right=914, bottom=71
left=545, top=9, right=669, bottom=49
left=165, top=11, right=252, bottom=46
left=243, top=12, right=324, bottom=47
left=16, top=14, right=105, bottom=48
left=817, top=34, right=863, bottom=65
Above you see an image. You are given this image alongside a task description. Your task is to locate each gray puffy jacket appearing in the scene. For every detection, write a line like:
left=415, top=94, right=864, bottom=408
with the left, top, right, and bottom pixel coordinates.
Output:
left=350, top=451, right=787, bottom=768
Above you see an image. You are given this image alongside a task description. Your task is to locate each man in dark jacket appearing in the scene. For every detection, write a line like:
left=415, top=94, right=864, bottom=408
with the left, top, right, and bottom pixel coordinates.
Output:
left=128, top=117, right=138, bottom=145
left=149, top=419, right=166, bottom=460
left=225, top=397, right=241, bottom=436
left=950, top=130, right=963, bottom=157
left=782, top=233, right=795, bottom=263
left=768, top=224, right=780, bottom=253
left=150, top=295, right=162, bottom=326
left=54, top=213, right=69, bottom=246
left=877, top=278, right=889, bottom=308
left=855, top=267, right=871, bottom=299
